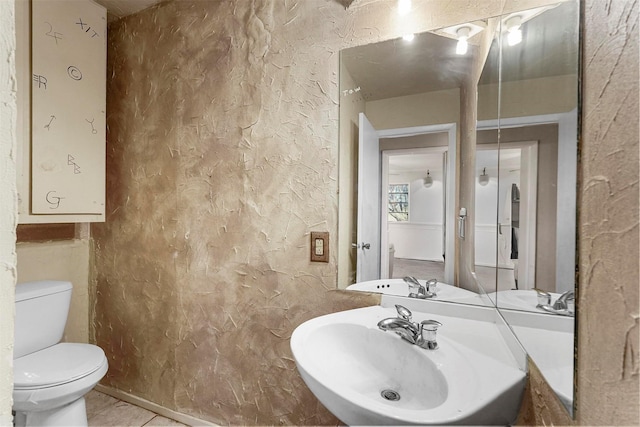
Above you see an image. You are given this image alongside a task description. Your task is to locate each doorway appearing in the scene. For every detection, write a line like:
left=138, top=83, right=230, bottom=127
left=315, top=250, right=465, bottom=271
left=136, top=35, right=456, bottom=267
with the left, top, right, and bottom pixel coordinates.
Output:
left=381, top=148, right=448, bottom=281
left=475, top=142, right=538, bottom=291
left=353, top=113, right=456, bottom=284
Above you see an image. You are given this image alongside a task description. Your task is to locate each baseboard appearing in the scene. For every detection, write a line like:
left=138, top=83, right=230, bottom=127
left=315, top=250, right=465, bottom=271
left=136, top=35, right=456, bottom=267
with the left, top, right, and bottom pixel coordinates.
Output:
left=94, top=384, right=218, bottom=427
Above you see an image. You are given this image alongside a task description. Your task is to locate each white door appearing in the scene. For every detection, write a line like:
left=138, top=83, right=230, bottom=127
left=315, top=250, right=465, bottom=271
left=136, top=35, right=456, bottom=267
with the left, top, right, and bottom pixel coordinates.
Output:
left=356, top=113, right=381, bottom=282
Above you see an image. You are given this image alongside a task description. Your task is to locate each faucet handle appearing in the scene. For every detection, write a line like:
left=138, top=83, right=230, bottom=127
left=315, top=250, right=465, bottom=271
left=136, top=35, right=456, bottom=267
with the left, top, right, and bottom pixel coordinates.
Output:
left=425, top=279, right=438, bottom=294
left=395, top=304, right=412, bottom=322
left=403, top=276, right=421, bottom=289
left=419, top=320, right=443, bottom=350
left=534, top=288, right=552, bottom=306
left=420, top=319, right=442, bottom=331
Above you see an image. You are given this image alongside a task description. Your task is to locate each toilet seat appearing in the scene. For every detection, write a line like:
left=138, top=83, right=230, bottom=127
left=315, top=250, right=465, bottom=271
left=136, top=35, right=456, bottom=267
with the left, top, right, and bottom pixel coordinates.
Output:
left=13, top=343, right=108, bottom=415
left=14, top=343, right=107, bottom=390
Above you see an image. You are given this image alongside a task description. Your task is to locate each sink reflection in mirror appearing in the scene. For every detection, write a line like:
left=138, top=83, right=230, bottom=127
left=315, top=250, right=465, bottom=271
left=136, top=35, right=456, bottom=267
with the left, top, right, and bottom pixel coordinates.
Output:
left=346, top=278, right=488, bottom=307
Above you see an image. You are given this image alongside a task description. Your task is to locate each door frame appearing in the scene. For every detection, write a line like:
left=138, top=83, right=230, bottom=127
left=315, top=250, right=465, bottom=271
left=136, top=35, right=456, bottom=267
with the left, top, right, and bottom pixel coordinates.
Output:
left=478, top=109, right=578, bottom=292
left=476, top=142, right=538, bottom=289
left=376, top=122, right=456, bottom=284
left=381, top=147, right=448, bottom=279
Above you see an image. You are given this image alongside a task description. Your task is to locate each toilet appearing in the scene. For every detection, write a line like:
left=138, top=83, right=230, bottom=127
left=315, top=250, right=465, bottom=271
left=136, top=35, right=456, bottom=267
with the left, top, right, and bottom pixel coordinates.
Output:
left=13, top=280, right=108, bottom=427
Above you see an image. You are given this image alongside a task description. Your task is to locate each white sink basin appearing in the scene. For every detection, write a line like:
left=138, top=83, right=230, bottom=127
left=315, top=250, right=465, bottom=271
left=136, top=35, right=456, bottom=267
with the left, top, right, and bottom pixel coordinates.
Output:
left=291, top=305, right=526, bottom=425
left=346, top=279, right=487, bottom=306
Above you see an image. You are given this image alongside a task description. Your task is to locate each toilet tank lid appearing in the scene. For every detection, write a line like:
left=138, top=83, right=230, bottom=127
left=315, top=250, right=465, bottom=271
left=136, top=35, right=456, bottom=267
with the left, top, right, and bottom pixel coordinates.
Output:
left=16, top=281, right=72, bottom=302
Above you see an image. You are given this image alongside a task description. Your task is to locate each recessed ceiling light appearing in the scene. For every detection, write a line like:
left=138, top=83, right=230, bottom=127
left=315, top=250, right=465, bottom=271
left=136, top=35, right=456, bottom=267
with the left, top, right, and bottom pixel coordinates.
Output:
left=456, top=26, right=471, bottom=55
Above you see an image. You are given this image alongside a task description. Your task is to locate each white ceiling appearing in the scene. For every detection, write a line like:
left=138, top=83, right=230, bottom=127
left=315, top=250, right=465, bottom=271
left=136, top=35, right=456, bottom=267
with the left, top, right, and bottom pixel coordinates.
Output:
left=343, top=2, right=578, bottom=101
left=389, top=153, right=443, bottom=174
left=93, top=0, right=163, bottom=22
left=341, top=31, right=475, bottom=102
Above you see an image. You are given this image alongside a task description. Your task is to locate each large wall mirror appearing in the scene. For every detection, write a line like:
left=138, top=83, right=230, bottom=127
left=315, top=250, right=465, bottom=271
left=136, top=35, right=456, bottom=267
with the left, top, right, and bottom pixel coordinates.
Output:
left=478, top=0, right=579, bottom=415
left=337, top=25, right=489, bottom=303
left=337, top=0, right=579, bottom=417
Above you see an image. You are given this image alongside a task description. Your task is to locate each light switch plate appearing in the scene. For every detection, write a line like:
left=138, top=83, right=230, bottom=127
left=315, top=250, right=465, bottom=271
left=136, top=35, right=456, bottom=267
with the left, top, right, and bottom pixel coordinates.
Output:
left=310, top=231, right=329, bottom=262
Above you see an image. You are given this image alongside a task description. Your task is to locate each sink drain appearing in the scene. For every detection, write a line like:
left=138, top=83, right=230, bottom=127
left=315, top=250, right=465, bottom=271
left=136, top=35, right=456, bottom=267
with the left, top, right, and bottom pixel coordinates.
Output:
left=380, top=389, right=401, bottom=401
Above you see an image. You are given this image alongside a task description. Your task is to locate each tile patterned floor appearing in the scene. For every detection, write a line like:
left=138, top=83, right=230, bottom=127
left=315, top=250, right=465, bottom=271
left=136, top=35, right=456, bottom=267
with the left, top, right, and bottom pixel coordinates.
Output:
left=86, top=390, right=187, bottom=427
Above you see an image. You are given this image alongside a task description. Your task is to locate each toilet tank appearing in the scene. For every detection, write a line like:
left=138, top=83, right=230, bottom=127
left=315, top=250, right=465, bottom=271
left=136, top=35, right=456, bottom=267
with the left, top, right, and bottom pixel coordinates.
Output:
left=14, top=280, right=73, bottom=359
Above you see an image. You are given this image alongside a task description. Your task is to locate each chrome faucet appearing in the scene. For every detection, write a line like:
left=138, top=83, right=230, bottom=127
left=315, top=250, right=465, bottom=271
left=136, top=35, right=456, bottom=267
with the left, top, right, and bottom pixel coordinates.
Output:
left=553, top=290, right=575, bottom=311
left=377, top=304, right=443, bottom=350
left=403, top=277, right=438, bottom=299
left=533, top=288, right=552, bottom=306
left=536, top=290, right=575, bottom=316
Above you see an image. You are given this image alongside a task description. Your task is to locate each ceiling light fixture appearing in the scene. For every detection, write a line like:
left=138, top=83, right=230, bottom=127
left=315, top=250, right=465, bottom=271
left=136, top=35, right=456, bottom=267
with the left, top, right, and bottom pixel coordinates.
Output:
left=478, top=167, right=489, bottom=186
left=455, top=26, right=470, bottom=55
left=438, top=22, right=486, bottom=46
left=505, top=15, right=523, bottom=46
left=398, top=0, right=411, bottom=16
left=424, top=170, right=433, bottom=188
left=499, top=6, right=559, bottom=47
left=402, top=33, right=415, bottom=42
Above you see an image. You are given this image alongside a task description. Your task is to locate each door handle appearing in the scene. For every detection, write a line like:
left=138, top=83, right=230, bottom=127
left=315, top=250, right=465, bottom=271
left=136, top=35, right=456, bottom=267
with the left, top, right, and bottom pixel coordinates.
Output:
left=458, top=208, right=467, bottom=240
left=352, top=243, right=371, bottom=250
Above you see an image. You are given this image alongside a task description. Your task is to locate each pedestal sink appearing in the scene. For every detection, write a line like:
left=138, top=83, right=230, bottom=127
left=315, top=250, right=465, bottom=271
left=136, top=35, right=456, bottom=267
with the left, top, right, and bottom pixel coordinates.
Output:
left=291, top=305, right=526, bottom=426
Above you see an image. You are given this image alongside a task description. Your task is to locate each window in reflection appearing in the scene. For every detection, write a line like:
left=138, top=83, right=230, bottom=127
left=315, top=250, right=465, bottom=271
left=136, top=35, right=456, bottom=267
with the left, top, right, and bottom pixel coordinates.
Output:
left=388, top=184, right=409, bottom=222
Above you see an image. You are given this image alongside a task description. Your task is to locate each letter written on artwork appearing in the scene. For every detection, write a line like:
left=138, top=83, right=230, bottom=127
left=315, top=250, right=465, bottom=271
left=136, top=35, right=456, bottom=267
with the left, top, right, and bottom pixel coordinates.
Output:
left=67, top=154, right=82, bottom=174
left=44, top=115, right=56, bottom=131
left=33, top=74, right=47, bottom=89
left=75, top=17, right=99, bottom=38
left=67, top=65, right=83, bottom=81
left=45, top=191, right=65, bottom=209
left=45, top=21, right=63, bottom=44
left=85, top=118, right=97, bottom=134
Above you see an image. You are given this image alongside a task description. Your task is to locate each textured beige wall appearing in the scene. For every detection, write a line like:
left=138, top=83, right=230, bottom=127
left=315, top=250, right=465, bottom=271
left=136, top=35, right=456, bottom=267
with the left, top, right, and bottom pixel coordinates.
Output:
left=576, top=0, right=639, bottom=424
left=518, top=0, right=640, bottom=424
left=92, top=1, right=520, bottom=424
left=478, top=75, right=578, bottom=121
left=91, top=0, right=639, bottom=425
left=16, top=240, right=91, bottom=344
left=365, top=88, right=461, bottom=130
left=0, top=0, right=17, bottom=422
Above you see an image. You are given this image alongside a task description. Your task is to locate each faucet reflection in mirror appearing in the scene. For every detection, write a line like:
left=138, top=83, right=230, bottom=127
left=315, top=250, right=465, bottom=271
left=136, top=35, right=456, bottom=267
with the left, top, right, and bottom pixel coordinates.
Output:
left=536, top=290, right=575, bottom=317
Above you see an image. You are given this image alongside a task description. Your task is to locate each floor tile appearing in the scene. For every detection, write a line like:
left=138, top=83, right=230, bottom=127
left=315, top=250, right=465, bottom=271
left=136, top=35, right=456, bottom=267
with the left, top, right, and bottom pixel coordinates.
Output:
left=143, top=415, right=188, bottom=426
left=88, top=399, right=156, bottom=427
left=86, top=390, right=119, bottom=418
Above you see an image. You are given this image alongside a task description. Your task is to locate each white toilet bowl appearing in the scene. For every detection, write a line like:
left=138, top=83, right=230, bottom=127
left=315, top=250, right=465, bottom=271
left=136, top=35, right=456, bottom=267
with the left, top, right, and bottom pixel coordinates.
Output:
left=13, top=343, right=108, bottom=426
left=13, top=281, right=109, bottom=427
